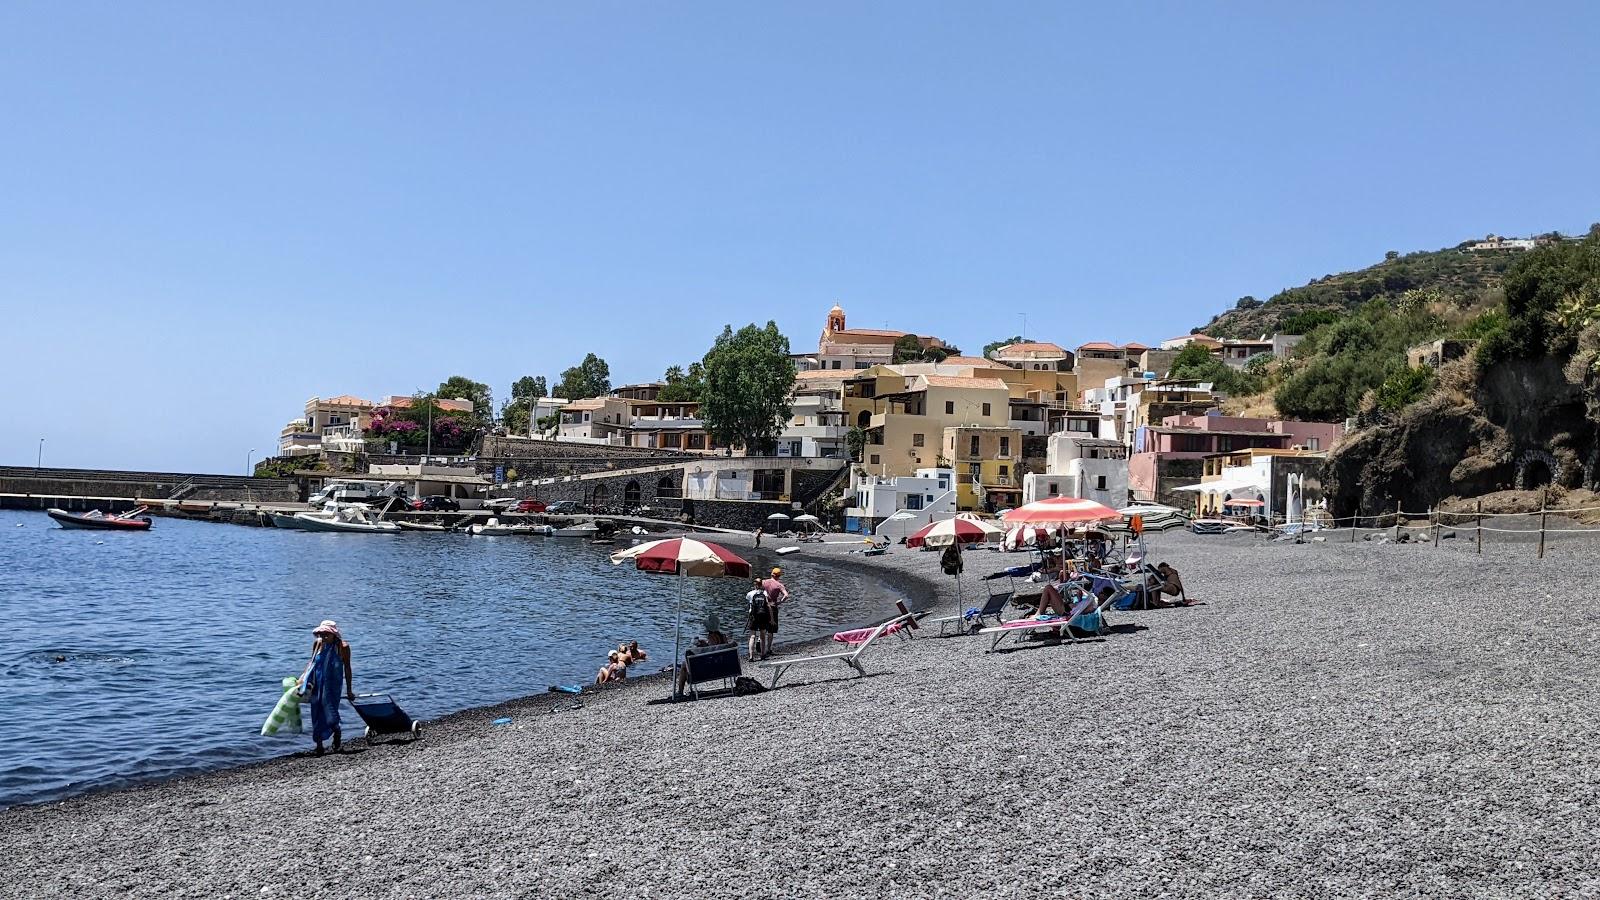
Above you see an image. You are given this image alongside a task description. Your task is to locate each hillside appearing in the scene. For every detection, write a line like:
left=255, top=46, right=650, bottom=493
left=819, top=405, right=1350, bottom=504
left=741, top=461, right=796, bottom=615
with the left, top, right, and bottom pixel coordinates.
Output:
left=1201, top=240, right=1530, bottom=339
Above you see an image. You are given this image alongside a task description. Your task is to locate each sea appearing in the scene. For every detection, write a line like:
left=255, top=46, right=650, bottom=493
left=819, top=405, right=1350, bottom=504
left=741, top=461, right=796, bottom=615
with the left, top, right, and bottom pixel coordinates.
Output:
left=0, top=510, right=904, bottom=809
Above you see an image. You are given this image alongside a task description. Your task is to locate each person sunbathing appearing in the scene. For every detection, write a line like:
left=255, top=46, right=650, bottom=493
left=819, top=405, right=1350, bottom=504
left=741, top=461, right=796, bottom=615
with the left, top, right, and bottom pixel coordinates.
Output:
left=1142, top=562, right=1198, bottom=608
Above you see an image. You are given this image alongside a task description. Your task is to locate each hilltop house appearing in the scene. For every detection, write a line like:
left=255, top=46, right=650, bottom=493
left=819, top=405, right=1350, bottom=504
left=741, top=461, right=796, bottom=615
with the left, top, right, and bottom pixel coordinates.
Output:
left=810, top=304, right=946, bottom=371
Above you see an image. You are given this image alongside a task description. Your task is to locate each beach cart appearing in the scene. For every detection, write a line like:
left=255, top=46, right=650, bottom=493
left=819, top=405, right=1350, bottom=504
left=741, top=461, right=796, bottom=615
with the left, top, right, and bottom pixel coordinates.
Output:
left=349, top=692, right=423, bottom=744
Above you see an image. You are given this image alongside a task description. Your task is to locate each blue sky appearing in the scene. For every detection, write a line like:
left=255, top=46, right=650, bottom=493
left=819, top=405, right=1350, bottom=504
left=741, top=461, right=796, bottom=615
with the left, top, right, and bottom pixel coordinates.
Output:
left=2, top=2, right=1596, bottom=472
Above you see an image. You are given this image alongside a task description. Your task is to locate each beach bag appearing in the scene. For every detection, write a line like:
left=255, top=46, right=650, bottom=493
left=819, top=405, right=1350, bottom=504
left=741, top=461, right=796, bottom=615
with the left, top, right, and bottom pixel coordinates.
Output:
left=732, top=676, right=767, bottom=696
left=940, top=543, right=964, bottom=576
left=260, top=676, right=304, bottom=736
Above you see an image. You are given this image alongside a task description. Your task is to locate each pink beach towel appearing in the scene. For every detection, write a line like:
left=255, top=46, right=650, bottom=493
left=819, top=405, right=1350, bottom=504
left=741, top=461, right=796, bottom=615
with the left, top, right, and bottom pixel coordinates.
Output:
left=833, top=619, right=909, bottom=646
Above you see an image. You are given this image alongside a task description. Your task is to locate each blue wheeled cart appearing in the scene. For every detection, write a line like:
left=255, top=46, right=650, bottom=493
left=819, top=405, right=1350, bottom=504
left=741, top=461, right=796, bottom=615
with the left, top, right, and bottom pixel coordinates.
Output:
left=349, top=692, right=423, bottom=744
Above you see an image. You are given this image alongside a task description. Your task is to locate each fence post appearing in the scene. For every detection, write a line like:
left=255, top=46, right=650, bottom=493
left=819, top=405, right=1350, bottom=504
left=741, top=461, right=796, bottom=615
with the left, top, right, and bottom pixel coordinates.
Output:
left=1393, top=500, right=1401, bottom=542
left=1432, top=505, right=1440, bottom=548
left=1537, top=488, right=1548, bottom=559
left=1350, top=511, right=1357, bottom=542
left=1476, top=499, right=1482, bottom=555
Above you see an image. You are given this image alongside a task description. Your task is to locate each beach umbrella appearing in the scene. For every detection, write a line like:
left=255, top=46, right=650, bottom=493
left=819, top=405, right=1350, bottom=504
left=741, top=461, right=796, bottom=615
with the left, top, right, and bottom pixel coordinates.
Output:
left=793, top=513, right=822, bottom=533
left=1004, top=524, right=1045, bottom=550
left=905, top=516, right=1004, bottom=548
left=1003, top=496, right=1121, bottom=525
left=610, top=538, right=752, bottom=700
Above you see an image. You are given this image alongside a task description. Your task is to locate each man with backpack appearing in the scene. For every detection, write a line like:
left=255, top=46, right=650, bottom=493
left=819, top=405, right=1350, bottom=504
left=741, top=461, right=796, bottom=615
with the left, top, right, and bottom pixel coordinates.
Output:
left=746, top=578, right=772, bottom=660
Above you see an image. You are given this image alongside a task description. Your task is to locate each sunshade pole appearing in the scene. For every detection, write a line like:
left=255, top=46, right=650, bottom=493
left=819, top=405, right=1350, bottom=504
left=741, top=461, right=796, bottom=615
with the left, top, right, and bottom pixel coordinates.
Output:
left=671, top=565, right=685, bottom=701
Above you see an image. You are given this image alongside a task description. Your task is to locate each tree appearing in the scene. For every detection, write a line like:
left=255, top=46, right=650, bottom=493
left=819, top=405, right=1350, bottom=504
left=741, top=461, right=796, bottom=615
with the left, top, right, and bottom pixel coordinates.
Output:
left=512, top=375, right=547, bottom=400
left=891, top=334, right=925, bottom=364
left=699, top=321, right=795, bottom=453
left=553, top=353, right=611, bottom=400
left=1235, top=296, right=1262, bottom=310
left=1375, top=366, right=1436, bottom=411
left=436, top=376, right=494, bottom=427
left=658, top=362, right=705, bottom=402
left=983, top=335, right=1023, bottom=358
left=845, top=426, right=868, bottom=462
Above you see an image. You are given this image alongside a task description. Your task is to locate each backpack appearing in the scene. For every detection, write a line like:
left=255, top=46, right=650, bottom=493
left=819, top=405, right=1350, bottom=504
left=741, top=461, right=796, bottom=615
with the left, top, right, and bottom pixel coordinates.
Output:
left=732, top=676, right=768, bottom=695
left=747, top=590, right=770, bottom=620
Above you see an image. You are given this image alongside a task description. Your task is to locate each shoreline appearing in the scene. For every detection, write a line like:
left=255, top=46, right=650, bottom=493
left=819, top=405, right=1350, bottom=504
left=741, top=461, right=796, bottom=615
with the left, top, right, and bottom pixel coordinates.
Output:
left=0, top=531, right=941, bottom=814
left=8, top=532, right=1599, bottom=897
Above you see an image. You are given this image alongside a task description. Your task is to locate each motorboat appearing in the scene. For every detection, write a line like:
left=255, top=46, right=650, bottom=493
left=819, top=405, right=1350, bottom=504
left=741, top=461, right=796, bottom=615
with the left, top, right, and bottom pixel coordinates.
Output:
left=396, top=520, right=451, bottom=532
left=268, top=512, right=308, bottom=530
left=47, top=506, right=152, bottom=531
left=292, top=505, right=400, bottom=534
left=469, top=518, right=518, bottom=536
left=550, top=522, right=600, bottom=538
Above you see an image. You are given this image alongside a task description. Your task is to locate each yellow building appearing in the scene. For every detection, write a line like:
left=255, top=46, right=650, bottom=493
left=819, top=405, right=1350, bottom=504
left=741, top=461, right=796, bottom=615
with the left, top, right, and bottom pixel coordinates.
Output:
left=943, top=425, right=1024, bottom=511
left=846, top=372, right=1014, bottom=503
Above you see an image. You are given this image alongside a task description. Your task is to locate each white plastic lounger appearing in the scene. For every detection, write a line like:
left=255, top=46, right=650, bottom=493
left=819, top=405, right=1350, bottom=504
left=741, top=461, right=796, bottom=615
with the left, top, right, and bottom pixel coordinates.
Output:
left=758, top=612, right=915, bottom=688
left=979, top=595, right=1098, bottom=652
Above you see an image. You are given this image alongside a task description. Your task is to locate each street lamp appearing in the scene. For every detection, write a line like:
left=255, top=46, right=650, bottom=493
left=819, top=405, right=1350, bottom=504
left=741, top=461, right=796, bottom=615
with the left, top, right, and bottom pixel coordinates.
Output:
left=246, top=448, right=256, bottom=475
left=37, top=438, right=44, bottom=472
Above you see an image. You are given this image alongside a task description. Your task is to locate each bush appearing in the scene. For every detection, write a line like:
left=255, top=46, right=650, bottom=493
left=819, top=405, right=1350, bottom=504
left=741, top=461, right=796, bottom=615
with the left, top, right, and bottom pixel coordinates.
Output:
left=1375, top=366, right=1436, bottom=411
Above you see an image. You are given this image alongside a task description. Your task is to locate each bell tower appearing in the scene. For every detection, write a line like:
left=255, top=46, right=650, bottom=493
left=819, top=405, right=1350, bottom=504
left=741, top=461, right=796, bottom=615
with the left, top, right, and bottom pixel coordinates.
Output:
left=827, top=303, right=846, bottom=334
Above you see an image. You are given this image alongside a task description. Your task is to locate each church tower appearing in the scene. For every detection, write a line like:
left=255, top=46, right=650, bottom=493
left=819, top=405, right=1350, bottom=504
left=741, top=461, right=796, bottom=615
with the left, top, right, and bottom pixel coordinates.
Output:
left=826, top=303, right=845, bottom=334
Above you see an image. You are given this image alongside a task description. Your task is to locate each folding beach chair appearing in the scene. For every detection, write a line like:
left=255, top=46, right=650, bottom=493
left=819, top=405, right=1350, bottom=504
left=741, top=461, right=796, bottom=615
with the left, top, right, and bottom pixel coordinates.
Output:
left=978, top=592, right=1101, bottom=652
left=929, top=580, right=1015, bottom=636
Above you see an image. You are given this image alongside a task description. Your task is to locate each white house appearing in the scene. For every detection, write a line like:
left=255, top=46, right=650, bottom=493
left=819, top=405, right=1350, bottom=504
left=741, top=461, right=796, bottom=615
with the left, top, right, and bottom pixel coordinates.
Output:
left=1021, top=434, right=1129, bottom=508
left=844, top=467, right=955, bottom=534
left=776, top=391, right=849, bottom=459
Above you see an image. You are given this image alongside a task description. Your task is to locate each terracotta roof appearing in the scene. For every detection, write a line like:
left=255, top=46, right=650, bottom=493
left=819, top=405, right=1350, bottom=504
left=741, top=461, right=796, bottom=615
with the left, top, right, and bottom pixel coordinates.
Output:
left=795, top=369, right=852, bottom=380
left=836, top=328, right=910, bottom=337
left=1076, top=341, right=1121, bottom=351
left=941, top=356, right=1007, bottom=368
left=563, top=398, right=608, bottom=411
left=918, top=375, right=1010, bottom=390
left=319, top=395, right=374, bottom=407
left=1122, top=342, right=1150, bottom=351
left=1167, top=334, right=1221, bottom=346
left=995, top=341, right=1067, bottom=355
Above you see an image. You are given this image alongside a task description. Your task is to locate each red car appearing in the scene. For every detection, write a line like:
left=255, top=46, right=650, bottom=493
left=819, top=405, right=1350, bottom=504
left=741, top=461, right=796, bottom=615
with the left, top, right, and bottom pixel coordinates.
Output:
left=514, top=499, right=547, bottom=514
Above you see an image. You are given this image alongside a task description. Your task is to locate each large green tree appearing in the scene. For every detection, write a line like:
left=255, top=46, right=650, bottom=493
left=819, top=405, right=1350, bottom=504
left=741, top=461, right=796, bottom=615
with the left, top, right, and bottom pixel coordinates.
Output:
left=553, top=354, right=612, bottom=400
left=512, top=375, right=547, bottom=400
left=501, top=375, right=549, bottom=434
left=700, top=321, right=795, bottom=453
left=436, top=375, right=494, bottom=427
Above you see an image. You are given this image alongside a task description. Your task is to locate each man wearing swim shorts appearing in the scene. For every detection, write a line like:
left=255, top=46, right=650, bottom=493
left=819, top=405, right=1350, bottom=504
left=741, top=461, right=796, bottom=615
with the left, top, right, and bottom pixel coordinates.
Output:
left=758, top=567, right=790, bottom=659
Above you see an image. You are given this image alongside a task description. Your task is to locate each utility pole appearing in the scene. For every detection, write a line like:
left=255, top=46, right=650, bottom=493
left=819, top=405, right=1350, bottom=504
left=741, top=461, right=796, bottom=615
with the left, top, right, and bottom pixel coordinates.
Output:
left=425, top=399, right=433, bottom=464
left=246, top=448, right=256, bottom=475
left=36, top=437, right=44, bottom=472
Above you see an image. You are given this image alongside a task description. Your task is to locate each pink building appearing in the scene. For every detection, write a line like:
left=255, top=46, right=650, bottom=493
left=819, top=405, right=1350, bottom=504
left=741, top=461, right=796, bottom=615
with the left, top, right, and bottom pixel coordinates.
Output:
left=1130, top=414, right=1344, bottom=504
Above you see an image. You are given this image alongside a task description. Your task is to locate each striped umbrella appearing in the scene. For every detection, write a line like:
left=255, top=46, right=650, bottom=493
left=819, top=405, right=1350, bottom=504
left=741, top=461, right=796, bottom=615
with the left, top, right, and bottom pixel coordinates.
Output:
left=905, top=515, right=1004, bottom=548
left=1003, top=524, right=1046, bottom=550
left=611, top=538, right=752, bottom=699
left=1002, top=496, right=1121, bottom=525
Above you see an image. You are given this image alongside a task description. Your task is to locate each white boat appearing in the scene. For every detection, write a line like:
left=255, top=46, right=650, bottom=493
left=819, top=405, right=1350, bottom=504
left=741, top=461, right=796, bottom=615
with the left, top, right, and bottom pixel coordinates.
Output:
left=469, top=518, right=518, bottom=536
left=550, top=522, right=600, bottom=538
left=395, top=520, right=450, bottom=532
left=269, top=512, right=308, bottom=530
left=292, top=506, right=400, bottom=534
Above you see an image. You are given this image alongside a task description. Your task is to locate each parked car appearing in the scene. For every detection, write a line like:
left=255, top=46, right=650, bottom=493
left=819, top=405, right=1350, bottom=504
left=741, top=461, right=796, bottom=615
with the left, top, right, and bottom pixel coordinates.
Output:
left=483, top=497, right=519, bottom=513
left=414, top=495, right=461, bottom=512
left=546, top=500, right=585, bottom=515
left=514, top=499, right=547, bottom=514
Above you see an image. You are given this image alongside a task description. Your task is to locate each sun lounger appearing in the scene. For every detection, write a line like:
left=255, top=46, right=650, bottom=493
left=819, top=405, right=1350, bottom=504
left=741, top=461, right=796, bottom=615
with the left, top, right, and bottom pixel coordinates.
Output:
left=979, top=594, right=1100, bottom=652
left=928, top=588, right=1014, bottom=636
left=759, top=612, right=914, bottom=688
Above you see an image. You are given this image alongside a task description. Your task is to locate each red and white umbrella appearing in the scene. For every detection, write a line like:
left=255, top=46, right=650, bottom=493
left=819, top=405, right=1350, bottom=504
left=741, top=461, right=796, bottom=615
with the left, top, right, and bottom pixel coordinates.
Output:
left=905, top=515, right=1004, bottom=548
left=1003, top=496, right=1121, bottom=525
left=611, top=538, right=752, bottom=699
left=1003, top=524, right=1046, bottom=549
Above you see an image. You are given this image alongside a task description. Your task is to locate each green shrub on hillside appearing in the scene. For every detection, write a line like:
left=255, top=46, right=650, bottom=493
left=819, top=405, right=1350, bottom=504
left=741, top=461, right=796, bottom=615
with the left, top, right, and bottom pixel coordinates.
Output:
left=1375, top=366, right=1436, bottom=411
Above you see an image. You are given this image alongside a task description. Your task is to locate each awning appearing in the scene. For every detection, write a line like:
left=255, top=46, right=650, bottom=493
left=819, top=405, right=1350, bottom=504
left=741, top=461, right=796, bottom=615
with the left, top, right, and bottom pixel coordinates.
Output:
left=1172, top=479, right=1263, bottom=495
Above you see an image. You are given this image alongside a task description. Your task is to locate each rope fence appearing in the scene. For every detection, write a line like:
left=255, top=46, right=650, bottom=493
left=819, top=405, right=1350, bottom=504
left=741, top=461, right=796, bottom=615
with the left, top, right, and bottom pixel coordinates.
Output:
left=1252, top=490, right=1599, bottom=557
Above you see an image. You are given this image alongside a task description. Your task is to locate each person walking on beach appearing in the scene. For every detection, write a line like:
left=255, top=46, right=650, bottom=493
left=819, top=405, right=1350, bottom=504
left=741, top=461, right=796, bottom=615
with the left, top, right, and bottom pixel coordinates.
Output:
left=301, top=620, right=353, bottom=755
left=746, top=578, right=772, bottom=660
left=754, top=524, right=764, bottom=548
left=758, top=567, right=791, bottom=659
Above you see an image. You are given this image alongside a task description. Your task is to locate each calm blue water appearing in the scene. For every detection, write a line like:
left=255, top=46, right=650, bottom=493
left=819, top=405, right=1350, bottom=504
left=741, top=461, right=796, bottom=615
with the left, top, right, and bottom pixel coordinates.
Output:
left=0, top=510, right=904, bottom=808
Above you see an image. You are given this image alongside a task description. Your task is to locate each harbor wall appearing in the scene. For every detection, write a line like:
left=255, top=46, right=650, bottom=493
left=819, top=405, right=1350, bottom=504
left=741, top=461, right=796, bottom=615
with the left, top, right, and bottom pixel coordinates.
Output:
left=0, top=466, right=299, bottom=506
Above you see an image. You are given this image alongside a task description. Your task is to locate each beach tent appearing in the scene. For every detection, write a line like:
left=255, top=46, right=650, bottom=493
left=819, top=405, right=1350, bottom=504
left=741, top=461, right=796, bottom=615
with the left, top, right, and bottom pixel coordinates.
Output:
left=610, top=538, right=752, bottom=700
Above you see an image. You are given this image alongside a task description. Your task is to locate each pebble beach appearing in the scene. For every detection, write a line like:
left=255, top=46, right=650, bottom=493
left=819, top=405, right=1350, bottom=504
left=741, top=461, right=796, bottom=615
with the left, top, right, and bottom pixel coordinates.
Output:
left=4, top=530, right=1598, bottom=898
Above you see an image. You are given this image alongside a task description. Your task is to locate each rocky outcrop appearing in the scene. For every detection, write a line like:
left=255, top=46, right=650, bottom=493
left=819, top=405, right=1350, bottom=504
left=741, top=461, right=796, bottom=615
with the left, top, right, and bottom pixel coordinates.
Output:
left=1323, top=356, right=1593, bottom=518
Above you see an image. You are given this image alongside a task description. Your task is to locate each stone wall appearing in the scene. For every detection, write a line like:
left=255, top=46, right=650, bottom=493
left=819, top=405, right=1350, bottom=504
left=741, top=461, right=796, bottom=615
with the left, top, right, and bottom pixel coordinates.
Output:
left=0, top=467, right=300, bottom=504
left=683, top=499, right=799, bottom=532
left=527, top=469, right=685, bottom=511
left=1152, top=457, right=1204, bottom=508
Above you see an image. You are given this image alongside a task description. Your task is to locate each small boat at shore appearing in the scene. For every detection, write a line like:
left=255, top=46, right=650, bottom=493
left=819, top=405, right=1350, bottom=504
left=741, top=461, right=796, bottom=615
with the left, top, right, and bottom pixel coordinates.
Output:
left=396, top=520, right=451, bottom=532
left=551, top=522, right=600, bottom=539
left=47, top=507, right=153, bottom=531
left=292, top=506, right=400, bottom=534
left=268, top=512, right=307, bottom=530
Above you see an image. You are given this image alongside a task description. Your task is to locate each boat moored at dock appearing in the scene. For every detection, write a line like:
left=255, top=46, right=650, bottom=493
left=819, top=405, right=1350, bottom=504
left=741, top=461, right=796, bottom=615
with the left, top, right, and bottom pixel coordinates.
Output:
left=47, top=506, right=153, bottom=531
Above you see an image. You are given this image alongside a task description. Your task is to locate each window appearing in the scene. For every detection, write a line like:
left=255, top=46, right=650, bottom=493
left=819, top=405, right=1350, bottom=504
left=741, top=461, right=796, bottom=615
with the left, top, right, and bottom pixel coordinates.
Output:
left=912, top=433, right=925, bottom=447
left=1306, top=437, right=1320, bottom=451
left=788, top=441, right=802, bottom=456
left=969, top=436, right=980, bottom=456
left=1047, top=482, right=1059, bottom=496
left=831, top=360, right=841, bottom=369
left=1069, top=419, right=1089, bottom=432
left=999, top=436, right=1010, bottom=457
left=1096, top=475, right=1107, bottom=491
left=906, top=494, right=923, bottom=510
left=945, top=401, right=955, bottom=415
left=938, top=479, right=949, bottom=490
left=854, top=361, right=870, bottom=369
left=999, top=464, right=1009, bottom=477
left=926, top=495, right=934, bottom=504
left=968, top=464, right=981, bottom=478
left=981, top=403, right=991, bottom=417
left=869, top=454, right=880, bottom=465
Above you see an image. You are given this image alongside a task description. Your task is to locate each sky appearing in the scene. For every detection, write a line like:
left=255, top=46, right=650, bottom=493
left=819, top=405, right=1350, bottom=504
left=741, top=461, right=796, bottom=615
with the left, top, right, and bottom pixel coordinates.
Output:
left=2, top=2, right=1597, bottom=473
